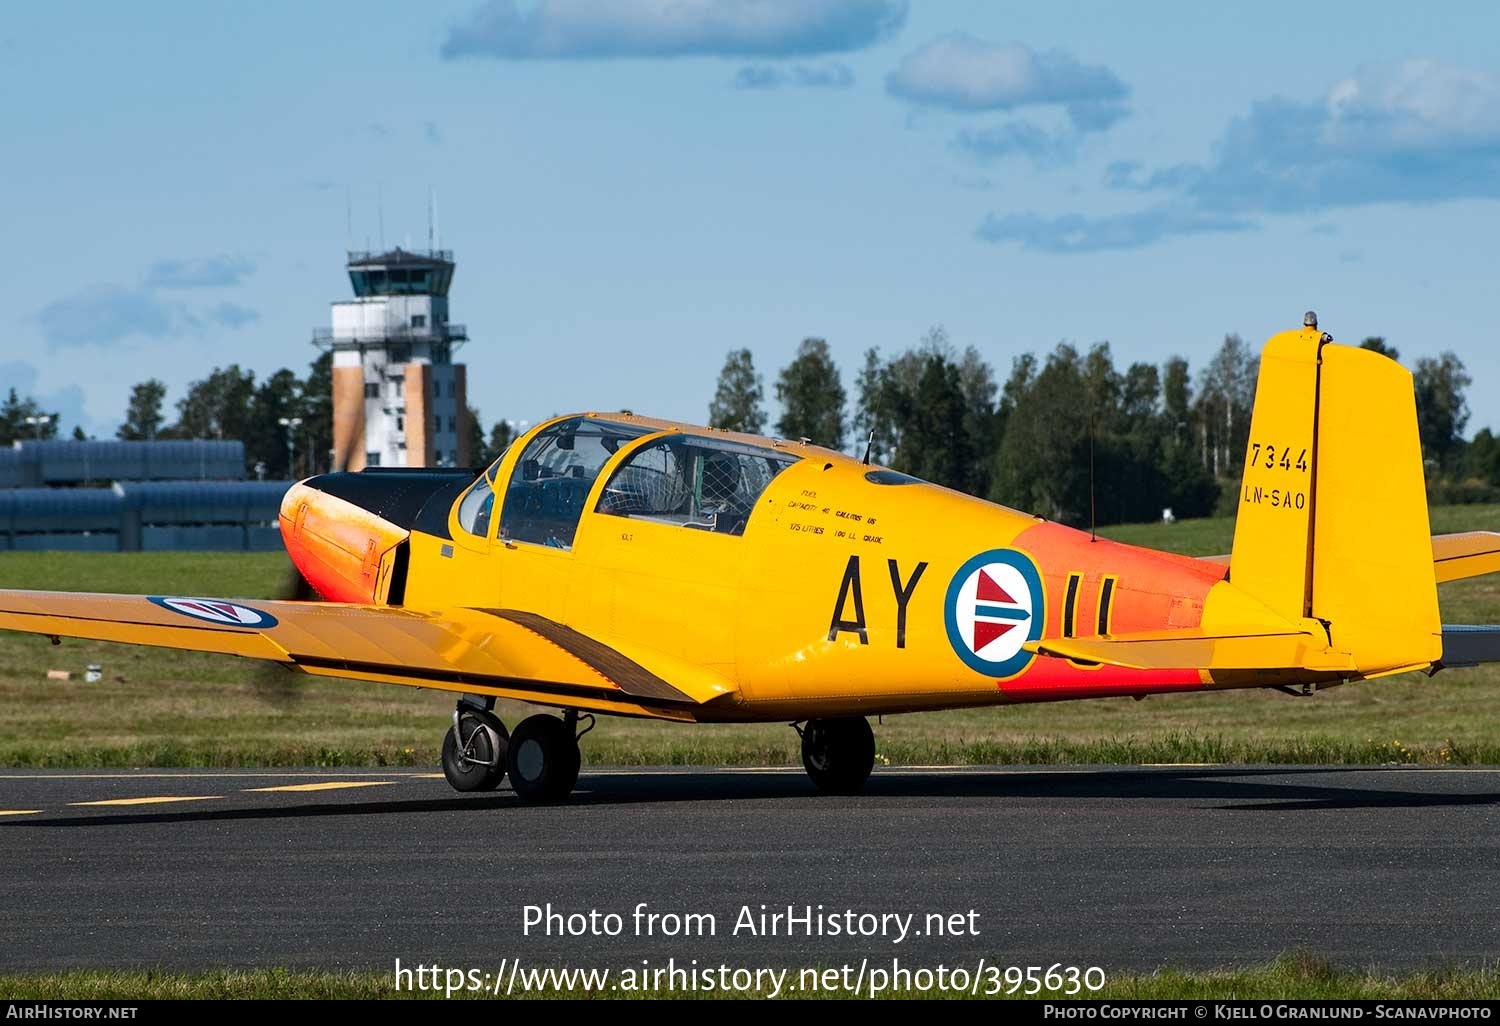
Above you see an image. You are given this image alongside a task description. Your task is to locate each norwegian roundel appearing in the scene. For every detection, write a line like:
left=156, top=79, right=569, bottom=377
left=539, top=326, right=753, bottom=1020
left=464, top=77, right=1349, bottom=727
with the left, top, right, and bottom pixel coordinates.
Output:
left=147, top=597, right=279, bottom=629
left=943, top=549, right=1045, bottom=678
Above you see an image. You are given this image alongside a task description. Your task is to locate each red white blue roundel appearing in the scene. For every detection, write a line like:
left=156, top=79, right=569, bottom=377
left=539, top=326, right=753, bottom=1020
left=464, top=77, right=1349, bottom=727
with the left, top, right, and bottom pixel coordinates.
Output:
left=943, top=549, right=1044, bottom=677
left=148, top=597, right=278, bottom=629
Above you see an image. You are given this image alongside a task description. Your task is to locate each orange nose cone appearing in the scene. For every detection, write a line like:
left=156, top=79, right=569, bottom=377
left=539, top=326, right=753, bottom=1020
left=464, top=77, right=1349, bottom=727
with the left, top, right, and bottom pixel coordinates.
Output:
left=279, top=482, right=409, bottom=605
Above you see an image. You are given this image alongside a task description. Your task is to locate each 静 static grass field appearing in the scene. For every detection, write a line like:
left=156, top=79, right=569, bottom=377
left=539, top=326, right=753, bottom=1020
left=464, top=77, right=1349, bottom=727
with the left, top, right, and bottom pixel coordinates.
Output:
left=0, top=507, right=1496, bottom=768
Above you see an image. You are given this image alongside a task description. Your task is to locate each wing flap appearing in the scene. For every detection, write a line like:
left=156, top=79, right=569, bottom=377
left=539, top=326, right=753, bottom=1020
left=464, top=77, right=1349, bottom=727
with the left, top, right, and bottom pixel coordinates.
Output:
left=1026, top=626, right=1355, bottom=672
left=0, top=590, right=735, bottom=716
left=1433, top=532, right=1500, bottom=584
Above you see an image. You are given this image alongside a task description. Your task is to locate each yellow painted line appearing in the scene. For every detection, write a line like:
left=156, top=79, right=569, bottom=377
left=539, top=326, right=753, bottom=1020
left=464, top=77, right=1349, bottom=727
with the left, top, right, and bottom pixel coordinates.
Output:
left=243, top=781, right=395, bottom=793
left=69, top=795, right=222, bottom=807
left=412, top=773, right=447, bottom=779
left=0, top=810, right=42, bottom=817
left=0, top=772, right=434, bottom=781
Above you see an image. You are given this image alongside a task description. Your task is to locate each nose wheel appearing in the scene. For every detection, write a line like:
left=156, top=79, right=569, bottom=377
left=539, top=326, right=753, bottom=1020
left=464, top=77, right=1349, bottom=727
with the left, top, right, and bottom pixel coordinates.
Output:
left=442, top=705, right=508, bottom=792
left=798, top=717, right=876, bottom=794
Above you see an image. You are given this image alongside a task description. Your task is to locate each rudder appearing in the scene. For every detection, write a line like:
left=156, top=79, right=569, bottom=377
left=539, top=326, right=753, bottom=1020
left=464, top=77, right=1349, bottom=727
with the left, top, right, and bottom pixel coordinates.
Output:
left=1311, top=343, right=1440, bottom=672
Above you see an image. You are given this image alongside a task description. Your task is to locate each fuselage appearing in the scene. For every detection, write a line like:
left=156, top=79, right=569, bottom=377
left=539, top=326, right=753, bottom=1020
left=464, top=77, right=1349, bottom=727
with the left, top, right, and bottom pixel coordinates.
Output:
left=279, top=412, right=1242, bottom=722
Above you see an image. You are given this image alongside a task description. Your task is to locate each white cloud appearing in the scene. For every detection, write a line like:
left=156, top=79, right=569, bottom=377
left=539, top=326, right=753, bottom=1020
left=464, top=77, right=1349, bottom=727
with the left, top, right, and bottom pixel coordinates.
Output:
left=143, top=255, right=255, bottom=290
left=951, top=121, right=1078, bottom=168
left=1323, top=60, right=1500, bottom=150
left=733, top=62, right=854, bottom=89
left=1132, top=60, right=1500, bottom=215
left=37, top=259, right=261, bottom=348
left=885, top=34, right=1127, bottom=119
left=442, top=0, right=907, bottom=60
left=981, top=59, right=1500, bottom=252
left=37, top=287, right=176, bottom=347
left=976, top=208, right=1253, bottom=254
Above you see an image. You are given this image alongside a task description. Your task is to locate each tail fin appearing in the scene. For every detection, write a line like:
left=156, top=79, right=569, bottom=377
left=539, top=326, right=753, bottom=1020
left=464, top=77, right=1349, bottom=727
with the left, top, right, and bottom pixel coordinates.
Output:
left=1227, top=324, right=1441, bottom=675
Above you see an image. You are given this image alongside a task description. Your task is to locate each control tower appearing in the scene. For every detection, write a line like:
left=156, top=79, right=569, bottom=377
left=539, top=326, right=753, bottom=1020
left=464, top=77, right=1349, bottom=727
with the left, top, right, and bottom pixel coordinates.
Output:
left=314, top=248, right=470, bottom=471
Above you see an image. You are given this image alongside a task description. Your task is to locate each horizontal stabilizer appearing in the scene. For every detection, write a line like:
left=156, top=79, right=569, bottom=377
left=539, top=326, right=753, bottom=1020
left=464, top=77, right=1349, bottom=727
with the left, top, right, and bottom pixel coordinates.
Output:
left=1433, top=532, right=1500, bottom=584
left=1026, top=627, right=1355, bottom=672
left=1440, top=625, right=1500, bottom=668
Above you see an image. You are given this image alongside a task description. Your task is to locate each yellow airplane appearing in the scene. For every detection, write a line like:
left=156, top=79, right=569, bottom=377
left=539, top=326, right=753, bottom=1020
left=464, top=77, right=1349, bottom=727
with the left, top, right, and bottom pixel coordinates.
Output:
left=2, top=319, right=1497, bottom=801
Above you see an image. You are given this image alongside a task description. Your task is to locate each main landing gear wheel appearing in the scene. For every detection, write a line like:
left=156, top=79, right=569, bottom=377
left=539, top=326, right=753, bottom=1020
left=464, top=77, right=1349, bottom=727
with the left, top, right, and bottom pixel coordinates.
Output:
left=442, top=708, right=508, bottom=792
left=800, top=717, right=876, bottom=795
left=507, top=714, right=582, bottom=804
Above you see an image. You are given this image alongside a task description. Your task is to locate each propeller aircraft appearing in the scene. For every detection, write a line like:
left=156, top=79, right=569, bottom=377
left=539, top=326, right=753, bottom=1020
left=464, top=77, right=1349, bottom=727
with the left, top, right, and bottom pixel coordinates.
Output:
left=2, top=317, right=1497, bottom=802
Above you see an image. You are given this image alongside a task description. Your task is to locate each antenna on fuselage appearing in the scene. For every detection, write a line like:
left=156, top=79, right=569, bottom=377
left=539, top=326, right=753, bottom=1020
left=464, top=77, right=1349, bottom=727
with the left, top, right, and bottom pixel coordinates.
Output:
left=862, top=384, right=885, bottom=466
left=1088, top=413, right=1098, bottom=543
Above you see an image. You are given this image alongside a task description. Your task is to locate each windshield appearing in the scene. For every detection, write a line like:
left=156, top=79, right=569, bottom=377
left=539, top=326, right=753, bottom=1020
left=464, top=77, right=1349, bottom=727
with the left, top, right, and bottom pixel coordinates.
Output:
left=498, top=418, right=651, bottom=549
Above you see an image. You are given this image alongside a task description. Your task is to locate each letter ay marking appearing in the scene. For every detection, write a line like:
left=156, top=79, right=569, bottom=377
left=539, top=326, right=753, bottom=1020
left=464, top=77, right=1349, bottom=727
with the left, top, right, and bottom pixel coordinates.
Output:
left=827, top=556, right=929, bottom=648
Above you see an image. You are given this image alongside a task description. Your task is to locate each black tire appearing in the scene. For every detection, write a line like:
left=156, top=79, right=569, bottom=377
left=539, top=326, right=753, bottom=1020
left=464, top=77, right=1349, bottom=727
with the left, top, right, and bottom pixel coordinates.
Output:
left=506, top=715, right=581, bottom=803
left=441, top=709, right=508, bottom=792
left=801, top=717, right=876, bottom=795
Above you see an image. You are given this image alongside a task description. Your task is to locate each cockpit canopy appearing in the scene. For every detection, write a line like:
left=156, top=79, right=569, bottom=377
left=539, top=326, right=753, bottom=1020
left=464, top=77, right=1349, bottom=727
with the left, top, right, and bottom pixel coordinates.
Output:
left=496, top=419, right=652, bottom=548
left=597, top=435, right=797, bottom=536
left=455, top=417, right=800, bottom=549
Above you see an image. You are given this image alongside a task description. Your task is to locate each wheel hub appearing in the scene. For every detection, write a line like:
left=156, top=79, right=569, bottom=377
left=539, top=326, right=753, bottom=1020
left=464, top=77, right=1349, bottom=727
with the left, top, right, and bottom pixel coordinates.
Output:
left=458, top=724, right=490, bottom=768
left=516, top=738, right=546, bottom=781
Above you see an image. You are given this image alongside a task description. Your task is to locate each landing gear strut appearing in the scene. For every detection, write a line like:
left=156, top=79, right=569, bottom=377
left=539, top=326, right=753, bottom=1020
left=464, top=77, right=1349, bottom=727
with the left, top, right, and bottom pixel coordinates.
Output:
left=506, top=711, right=584, bottom=804
left=442, top=699, right=508, bottom=792
left=798, top=717, right=876, bottom=794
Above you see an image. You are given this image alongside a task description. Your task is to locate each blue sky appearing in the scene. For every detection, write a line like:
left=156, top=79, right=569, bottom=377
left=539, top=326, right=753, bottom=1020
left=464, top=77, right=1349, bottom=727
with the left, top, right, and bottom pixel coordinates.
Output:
left=3, top=0, right=1497, bottom=439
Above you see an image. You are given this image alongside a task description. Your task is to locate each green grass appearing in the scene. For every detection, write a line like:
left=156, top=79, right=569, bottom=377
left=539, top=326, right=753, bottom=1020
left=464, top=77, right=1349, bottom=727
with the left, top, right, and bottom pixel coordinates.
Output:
left=0, top=953, right=1494, bottom=1000
left=0, top=506, right=1497, bottom=769
left=1105, top=502, right=1499, bottom=556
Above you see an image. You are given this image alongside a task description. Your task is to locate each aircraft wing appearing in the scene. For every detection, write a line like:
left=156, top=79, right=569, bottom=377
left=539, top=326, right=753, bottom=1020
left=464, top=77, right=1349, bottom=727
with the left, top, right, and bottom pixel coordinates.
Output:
left=0, top=590, right=736, bottom=720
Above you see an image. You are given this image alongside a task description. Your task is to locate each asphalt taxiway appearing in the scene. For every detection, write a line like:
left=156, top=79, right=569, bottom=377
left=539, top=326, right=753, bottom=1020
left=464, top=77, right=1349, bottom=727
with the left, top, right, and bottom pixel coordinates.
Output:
left=1, top=766, right=1495, bottom=973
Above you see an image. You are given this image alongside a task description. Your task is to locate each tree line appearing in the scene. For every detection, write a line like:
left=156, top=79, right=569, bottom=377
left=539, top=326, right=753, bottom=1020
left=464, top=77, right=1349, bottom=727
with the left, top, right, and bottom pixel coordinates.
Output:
left=709, top=330, right=1489, bottom=526
left=1, top=329, right=1489, bottom=525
